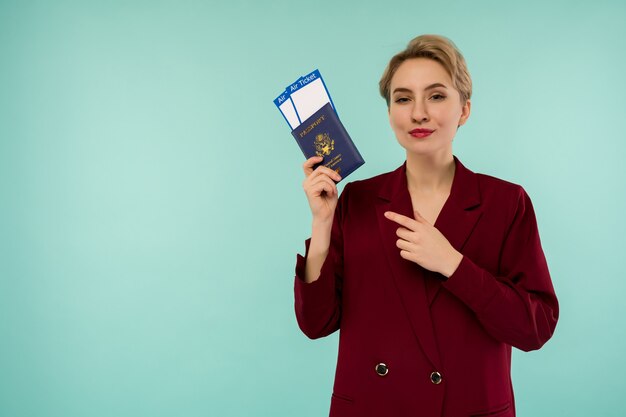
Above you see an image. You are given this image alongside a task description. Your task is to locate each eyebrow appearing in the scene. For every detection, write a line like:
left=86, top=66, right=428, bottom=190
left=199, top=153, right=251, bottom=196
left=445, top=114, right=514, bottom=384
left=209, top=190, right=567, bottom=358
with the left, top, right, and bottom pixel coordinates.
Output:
left=392, top=83, right=448, bottom=94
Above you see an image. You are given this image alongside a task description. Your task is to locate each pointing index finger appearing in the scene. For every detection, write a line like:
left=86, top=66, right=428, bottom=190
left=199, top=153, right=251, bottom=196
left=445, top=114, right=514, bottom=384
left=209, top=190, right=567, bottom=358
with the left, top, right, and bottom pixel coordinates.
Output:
left=384, top=211, right=417, bottom=229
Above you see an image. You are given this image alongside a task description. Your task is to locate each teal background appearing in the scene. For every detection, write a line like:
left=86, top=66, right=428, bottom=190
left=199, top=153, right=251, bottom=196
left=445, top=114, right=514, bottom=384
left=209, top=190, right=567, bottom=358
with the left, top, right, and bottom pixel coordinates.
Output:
left=1, top=0, right=625, bottom=416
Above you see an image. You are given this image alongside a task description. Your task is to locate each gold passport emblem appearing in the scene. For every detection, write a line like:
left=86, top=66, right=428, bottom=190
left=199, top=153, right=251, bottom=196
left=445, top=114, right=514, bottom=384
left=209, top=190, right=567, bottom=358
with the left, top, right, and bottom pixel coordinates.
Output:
left=314, top=133, right=335, bottom=157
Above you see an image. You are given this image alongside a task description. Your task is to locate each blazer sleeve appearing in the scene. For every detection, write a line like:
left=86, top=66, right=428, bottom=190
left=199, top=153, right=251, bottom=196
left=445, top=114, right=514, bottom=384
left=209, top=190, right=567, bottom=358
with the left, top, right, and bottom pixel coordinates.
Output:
left=293, top=184, right=348, bottom=339
left=442, top=187, right=559, bottom=351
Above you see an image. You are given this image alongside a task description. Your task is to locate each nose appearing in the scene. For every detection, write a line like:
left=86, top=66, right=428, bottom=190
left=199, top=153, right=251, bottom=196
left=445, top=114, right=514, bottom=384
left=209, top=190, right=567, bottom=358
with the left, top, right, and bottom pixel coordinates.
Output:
left=411, top=101, right=429, bottom=123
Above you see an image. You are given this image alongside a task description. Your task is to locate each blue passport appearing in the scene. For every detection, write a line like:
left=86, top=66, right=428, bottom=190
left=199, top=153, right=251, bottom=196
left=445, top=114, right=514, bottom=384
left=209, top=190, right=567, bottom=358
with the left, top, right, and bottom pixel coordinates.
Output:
left=291, top=103, right=365, bottom=181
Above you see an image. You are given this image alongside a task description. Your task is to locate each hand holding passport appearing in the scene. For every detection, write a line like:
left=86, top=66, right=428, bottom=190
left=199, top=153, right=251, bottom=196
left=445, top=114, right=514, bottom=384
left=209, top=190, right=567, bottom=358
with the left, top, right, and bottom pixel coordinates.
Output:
left=273, top=70, right=365, bottom=181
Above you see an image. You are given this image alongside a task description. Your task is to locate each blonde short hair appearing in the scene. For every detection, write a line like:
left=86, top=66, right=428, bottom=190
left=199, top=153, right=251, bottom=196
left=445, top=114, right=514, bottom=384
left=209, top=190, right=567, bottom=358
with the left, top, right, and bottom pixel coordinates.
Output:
left=379, top=34, right=472, bottom=106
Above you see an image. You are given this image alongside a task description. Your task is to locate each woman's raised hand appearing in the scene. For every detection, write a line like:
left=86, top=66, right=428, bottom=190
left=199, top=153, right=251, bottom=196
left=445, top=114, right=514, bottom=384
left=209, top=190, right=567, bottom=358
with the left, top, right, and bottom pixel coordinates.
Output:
left=384, top=210, right=463, bottom=278
left=302, top=156, right=342, bottom=224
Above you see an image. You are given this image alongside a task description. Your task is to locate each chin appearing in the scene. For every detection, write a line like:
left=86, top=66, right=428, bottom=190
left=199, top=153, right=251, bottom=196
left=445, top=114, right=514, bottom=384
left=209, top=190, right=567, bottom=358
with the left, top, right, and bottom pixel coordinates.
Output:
left=397, top=140, right=453, bottom=158
left=398, top=140, right=436, bottom=153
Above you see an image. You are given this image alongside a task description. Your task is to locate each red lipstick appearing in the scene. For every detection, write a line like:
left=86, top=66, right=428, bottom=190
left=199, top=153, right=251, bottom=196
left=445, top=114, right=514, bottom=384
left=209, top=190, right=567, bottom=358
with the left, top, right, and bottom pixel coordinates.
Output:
left=410, top=128, right=434, bottom=138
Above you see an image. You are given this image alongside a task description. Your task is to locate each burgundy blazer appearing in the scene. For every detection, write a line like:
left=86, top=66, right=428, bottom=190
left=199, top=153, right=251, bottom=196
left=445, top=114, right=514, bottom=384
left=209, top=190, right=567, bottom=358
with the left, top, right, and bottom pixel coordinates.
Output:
left=294, top=157, right=558, bottom=417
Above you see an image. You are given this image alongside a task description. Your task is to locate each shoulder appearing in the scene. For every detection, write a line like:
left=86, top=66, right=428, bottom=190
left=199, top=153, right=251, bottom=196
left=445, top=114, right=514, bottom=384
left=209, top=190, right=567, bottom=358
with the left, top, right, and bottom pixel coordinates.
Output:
left=340, top=165, right=401, bottom=198
left=457, top=156, right=529, bottom=210
left=345, top=169, right=396, bottom=192
left=335, top=166, right=401, bottom=214
left=472, top=171, right=535, bottom=223
left=475, top=172, right=526, bottom=200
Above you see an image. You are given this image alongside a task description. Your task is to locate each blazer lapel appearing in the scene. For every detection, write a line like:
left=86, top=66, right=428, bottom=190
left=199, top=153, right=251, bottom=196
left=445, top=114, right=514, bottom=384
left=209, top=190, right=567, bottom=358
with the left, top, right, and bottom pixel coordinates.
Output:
left=375, top=157, right=483, bottom=369
left=376, top=163, right=442, bottom=369
left=426, top=156, right=483, bottom=304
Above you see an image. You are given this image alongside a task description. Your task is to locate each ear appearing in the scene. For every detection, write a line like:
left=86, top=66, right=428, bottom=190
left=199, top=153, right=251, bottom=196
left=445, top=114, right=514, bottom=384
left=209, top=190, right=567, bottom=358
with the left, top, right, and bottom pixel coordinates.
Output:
left=457, top=99, right=471, bottom=127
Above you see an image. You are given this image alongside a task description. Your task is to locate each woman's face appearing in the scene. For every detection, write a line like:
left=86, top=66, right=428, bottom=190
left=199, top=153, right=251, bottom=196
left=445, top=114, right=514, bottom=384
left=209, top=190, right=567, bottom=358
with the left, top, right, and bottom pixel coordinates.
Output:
left=388, top=58, right=470, bottom=158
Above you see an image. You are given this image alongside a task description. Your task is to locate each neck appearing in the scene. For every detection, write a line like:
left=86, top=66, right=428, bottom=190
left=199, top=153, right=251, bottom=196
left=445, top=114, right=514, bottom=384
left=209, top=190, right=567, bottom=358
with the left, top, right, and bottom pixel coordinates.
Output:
left=405, top=151, right=455, bottom=193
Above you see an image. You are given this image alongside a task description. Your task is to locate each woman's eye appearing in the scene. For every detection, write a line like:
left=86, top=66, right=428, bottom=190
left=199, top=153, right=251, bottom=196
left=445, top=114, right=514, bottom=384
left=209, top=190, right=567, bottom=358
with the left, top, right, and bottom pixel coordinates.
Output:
left=394, top=97, right=410, bottom=103
left=430, top=94, right=446, bottom=101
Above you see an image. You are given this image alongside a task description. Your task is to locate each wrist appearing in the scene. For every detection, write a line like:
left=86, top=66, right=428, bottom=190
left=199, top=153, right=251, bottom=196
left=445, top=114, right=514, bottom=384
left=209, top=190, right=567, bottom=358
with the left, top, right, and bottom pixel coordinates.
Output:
left=309, top=218, right=333, bottom=253
left=312, top=216, right=333, bottom=230
left=442, top=251, right=463, bottom=279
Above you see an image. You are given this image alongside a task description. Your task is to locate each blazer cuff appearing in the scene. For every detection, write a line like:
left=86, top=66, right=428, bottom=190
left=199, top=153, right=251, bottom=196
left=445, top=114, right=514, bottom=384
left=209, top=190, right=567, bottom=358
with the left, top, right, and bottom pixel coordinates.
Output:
left=442, top=255, right=500, bottom=314
left=294, top=239, right=337, bottom=304
left=294, top=238, right=311, bottom=281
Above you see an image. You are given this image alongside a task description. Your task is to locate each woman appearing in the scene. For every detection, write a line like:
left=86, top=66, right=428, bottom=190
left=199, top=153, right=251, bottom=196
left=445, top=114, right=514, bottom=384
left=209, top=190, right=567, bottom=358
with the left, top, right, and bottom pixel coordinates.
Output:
left=295, top=35, right=558, bottom=417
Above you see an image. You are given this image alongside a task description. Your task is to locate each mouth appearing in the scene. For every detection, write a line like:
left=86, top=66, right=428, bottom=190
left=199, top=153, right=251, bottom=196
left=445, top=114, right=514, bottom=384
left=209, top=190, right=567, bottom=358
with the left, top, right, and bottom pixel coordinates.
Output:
left=409, top=128, right=434, bottom=138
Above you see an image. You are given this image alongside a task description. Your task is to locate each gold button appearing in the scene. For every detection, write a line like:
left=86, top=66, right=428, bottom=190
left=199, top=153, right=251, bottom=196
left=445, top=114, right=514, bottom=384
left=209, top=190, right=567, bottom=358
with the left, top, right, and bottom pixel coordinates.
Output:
left=375, top=363, right=388, bottom=376
left=430, top=371, right=442, bottom=384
